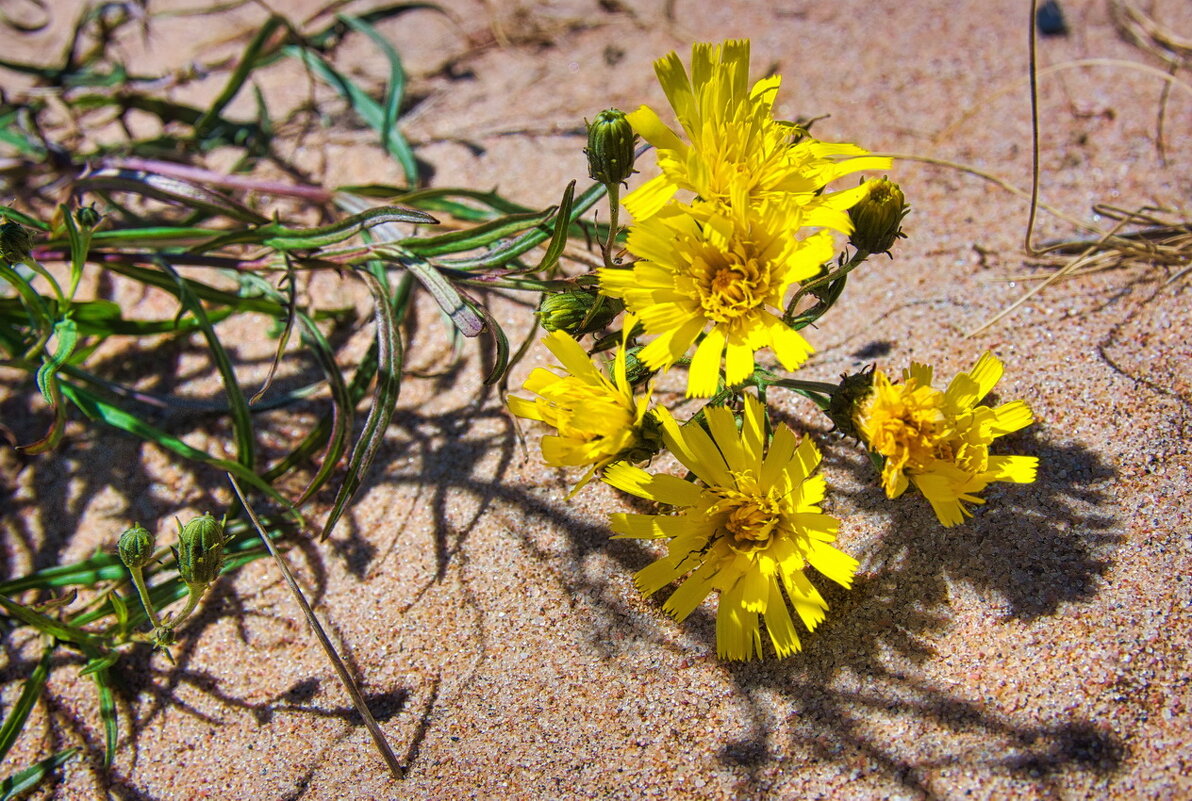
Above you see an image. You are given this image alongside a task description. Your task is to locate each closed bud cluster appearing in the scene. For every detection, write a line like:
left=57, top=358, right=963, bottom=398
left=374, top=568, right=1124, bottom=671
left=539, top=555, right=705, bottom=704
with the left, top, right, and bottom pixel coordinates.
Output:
left=848, top=178, right=909, bottom=255
left=174, top=513, right=229, bottom=588
left=585, top=108, right=637, bottom=186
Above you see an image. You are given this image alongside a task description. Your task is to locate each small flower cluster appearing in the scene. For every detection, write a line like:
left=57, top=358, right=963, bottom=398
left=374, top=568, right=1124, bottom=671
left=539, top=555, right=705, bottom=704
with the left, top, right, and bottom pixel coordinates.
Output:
left=509, top=41, right=1038, bottom=661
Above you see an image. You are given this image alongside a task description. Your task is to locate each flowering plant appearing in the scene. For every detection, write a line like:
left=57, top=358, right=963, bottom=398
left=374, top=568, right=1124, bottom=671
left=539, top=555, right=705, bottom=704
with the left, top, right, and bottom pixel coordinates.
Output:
left=510, top=40, right=1038, bottom=660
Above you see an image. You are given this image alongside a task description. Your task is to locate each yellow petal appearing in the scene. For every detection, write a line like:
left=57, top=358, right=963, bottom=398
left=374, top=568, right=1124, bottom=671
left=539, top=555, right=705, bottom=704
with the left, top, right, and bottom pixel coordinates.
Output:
left=763, top=581, right=802, bottom=658
left=687, top=326, right=727, bottom=397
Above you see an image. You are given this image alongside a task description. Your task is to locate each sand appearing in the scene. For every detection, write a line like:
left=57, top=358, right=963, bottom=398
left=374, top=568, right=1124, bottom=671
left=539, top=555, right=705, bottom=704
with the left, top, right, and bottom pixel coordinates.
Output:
left=1, top=0, right=1190, bottom=798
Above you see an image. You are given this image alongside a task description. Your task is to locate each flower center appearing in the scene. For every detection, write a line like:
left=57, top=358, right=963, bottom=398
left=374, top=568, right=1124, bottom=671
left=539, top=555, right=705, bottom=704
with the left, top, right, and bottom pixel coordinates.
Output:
left=858, top=379, right=949, bottom=472
left=710, top=488, right=782, bottom=553
left=694, top=252, right=770, bottom=324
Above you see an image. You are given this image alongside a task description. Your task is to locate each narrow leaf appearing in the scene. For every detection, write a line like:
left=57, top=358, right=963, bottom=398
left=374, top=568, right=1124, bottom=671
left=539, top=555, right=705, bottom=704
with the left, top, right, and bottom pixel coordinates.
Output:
left=320, top=271, right=402, bottom=539
left=0, top=644, right=54, bottom=764
left=0, top=748, right=78, bottom=801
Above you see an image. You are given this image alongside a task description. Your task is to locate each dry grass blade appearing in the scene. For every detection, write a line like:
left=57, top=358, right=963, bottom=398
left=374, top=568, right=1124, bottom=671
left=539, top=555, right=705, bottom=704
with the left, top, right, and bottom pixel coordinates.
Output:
left=226, top=475, right=405, bottom=781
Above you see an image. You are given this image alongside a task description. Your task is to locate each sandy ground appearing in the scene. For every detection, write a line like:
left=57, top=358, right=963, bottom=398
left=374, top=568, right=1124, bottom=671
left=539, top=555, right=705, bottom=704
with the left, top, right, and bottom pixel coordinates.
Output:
left=2, top=0, right=1191, bottom=798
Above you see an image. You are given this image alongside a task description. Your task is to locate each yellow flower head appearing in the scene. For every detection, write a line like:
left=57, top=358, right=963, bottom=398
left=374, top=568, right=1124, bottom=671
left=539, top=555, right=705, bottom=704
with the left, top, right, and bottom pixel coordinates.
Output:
left=600, top=200, right=828, bottom=398
left=623, top=39, right=891, bottom=225
left=507, top=322, right=654, bottom=496
left=855, top=352, right=1039, bottom=527
left=604, top=394, right=858, bottom=661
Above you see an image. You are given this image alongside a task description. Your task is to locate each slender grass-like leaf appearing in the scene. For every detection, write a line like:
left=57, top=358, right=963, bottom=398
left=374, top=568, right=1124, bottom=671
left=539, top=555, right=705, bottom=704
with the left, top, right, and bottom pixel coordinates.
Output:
left=98, top=262, right=291, bottom=317
left=436, top=181, right=607, bottom=270
left=194, top=15, right=287, bottom=136
left=0, top=644, right=53, bottom=764
left=58, top=380, right=295, bottom=514
left=89, top=661, right=118, bottom=766
left=154, top=259, right=255, bottom=470
left=399, top=208, right=553, bottom=257
left=228, top=475, right=405, bottom=779
left=0, top=556, right=126, bottom=595
left=320, top=270, right=402, bottom=539
left=338, top=14, right=414, bottom=184
left=0, top=748, right=77, bottom=801
left=0, top=205, right=49, bottom=230
left=535, top=180, right=576, bottom=273
left=0, top=595, right=104, bottom=653
left=60, top=202, right=93, bottom=298
left=191, top=205, right=437, bottom=253
left=283, top=46, right=417, bottom=184
left=22, top=316, right=77, bottom=454
left=74, top=168, right=269, bottom=224
left=233, top=270, right=355, bottom=503
left=247, top=266, right=297, bottom=406
left=0, top=263, right=52, bottom=355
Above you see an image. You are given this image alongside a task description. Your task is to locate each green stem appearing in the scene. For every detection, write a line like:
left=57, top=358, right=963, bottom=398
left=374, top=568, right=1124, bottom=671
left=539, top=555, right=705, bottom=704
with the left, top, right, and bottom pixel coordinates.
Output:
left=784, top=247, right=871, bottom=326
left=128, top=566, right=161, bottom=629
left=169, top=584, right=206, bottom=629
left=770, top=378, right=840, bottom=395
left=601, top=182, right=621, bottom=269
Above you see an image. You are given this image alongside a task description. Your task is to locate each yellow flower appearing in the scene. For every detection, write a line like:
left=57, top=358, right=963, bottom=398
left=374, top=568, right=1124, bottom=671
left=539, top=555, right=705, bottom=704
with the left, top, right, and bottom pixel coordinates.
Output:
left=507, top=322, right=653, bottom=496
left=604, top=394, right=857, bottom=661
left=623, top=39, right=890, bottom=224
left=855, top=352, right=1039, bottom=526
left=599, top=200, right=829, bottom=398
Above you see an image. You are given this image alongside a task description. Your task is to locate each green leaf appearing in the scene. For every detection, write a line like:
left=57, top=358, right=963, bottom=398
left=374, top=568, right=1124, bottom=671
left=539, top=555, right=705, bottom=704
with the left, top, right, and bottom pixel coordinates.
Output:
left=58, top=380, right=295, bottom=517
left=337, top=14, right=416, bottom=185
left=284, top=46, right=417, bottom=184
left=320, top=270, right=403, bottom=539
left=0, top=748, right=77, bottom=801
left=194, top=16, right=287, bottom=137
left=89, top=662, right=118, bottom=766
left=0, top=644, right=53, bottom=765
left=536, top=180, right=576, bottom=272
left=74, top=168, right=269, bottom=225
left=153, top=259, right=255, bottom=470
left=21, top=316, right=77, bottom=454
left=399, top=208, right=553, bottom=257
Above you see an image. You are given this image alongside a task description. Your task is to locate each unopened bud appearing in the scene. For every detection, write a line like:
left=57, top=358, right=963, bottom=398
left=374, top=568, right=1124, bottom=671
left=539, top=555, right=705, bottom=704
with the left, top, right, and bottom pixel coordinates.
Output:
left=118, top=523, right=156, bottom=570
left=537, top=290, right=622, bottom=336
left=848, top=178, right=909, bottom=255
left=618, top=409, right=664, bottom=464
left=76, top=204, right=102, bottom=229
left=0, top=220, right=34, bottom=265
left=174, top=513, right=228, bottom=587
left=585, top=108, right=637, bottom=186
left=826, top=365, right=876, bottom=440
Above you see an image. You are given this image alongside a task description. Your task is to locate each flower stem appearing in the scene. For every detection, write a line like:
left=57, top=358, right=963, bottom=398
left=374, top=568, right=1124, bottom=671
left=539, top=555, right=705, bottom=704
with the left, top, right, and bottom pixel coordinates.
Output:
left=783, top=247, right=871, bottom=326
left=601, top=182, right=621, bottom=270
left=128, top=566, right=161, bottom=629
left=169, top=584, right=206, bottom=630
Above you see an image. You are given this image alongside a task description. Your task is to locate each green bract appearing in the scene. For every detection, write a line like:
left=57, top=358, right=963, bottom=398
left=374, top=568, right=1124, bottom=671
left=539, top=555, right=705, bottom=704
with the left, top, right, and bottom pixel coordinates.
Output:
left=585, top=108, right=637, bottom=186
left=174, top=514, right=229, bottom=587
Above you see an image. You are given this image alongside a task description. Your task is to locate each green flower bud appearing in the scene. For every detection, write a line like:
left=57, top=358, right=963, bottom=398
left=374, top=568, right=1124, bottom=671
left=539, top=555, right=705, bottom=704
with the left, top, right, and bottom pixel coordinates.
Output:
left=826, top=365, right=876, bottom=440
left=585, top=108, right=637, bottom=186
left=76, top=204, right=102, bottom=229
left=621, top=345, right=654, bottom=386
left=174, top=513, right=229, bottom=587
left=118, top=523, right=157, bottom=569
left=0, top=220, right=34, bottom=265
left=618, top=409, right=665, bottom=464
left=537, top=290, right=623, bottom=336
left=848, top=178, right=909, bottom=255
